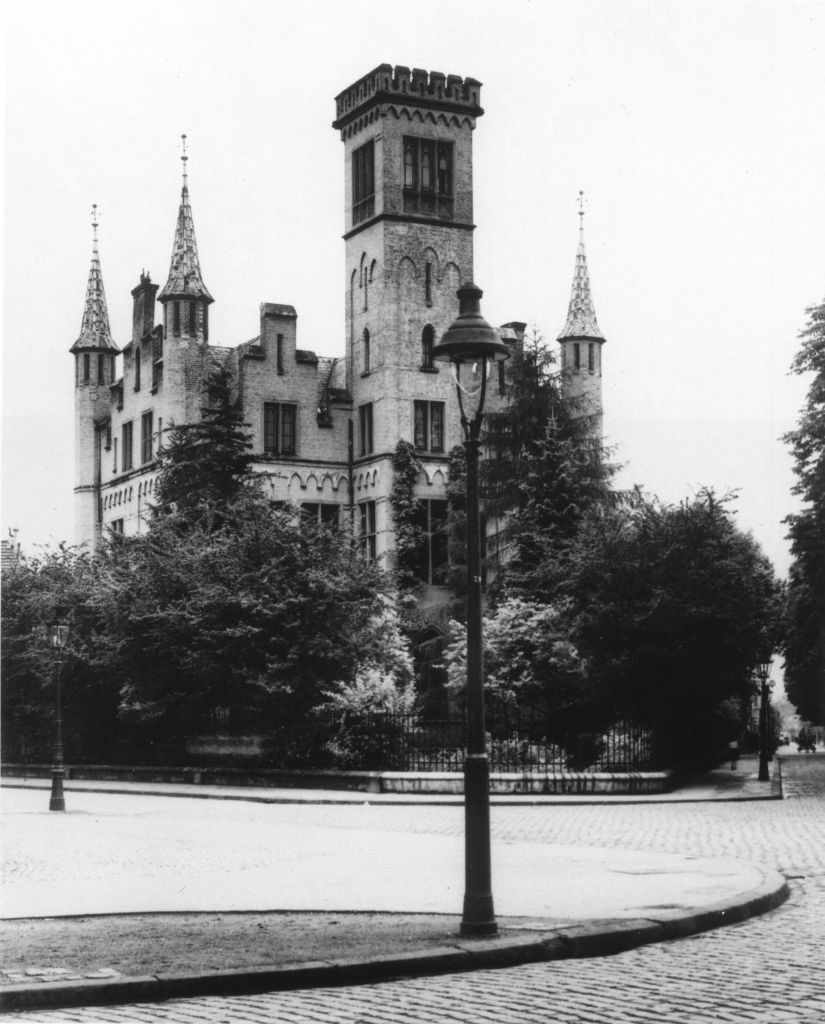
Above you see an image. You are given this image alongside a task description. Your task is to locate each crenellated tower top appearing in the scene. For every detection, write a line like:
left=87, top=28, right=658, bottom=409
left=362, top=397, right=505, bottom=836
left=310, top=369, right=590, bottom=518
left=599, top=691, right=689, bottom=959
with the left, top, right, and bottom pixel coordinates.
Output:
left=333, top=64, right=483, bottom=134
left=70, top=204, right=117, bottom=354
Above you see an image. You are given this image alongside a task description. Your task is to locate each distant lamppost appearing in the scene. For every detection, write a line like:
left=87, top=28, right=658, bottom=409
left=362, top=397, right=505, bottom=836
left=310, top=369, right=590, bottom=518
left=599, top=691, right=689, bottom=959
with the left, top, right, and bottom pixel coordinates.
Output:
left=433, top=282, right=510, bottom=937
left=756, top=652, right=773, bottom=783
left=48, top=621, right=70, bottom=812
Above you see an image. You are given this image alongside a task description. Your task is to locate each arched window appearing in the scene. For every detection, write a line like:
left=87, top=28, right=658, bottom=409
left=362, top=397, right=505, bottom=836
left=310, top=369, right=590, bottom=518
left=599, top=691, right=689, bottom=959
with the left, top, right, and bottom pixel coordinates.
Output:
left=404, top=141, right=416, bottom=188
left=421, top=324, right=435, bottom=370
left=363, top=328, right=371, bottom=373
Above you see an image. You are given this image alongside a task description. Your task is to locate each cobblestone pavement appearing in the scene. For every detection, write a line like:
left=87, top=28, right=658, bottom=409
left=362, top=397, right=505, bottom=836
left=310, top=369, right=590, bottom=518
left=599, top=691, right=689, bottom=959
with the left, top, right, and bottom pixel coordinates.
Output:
left=3, top=755, right=824, bottom=1023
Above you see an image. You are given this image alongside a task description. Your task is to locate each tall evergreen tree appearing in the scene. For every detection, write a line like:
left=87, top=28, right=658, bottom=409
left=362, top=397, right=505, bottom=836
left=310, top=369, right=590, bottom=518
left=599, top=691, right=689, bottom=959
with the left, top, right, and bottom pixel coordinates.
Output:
left=483, top=328, right=616, bottom=602
left=153, top=362, right=255, bottom=525
left=783, top=298, right=825, bottom=723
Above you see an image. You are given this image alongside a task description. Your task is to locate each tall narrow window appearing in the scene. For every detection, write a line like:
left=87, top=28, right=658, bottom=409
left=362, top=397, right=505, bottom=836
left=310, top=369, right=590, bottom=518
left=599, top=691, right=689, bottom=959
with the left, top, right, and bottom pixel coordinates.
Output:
left=276, top=334, right=284, bottom=374
left=122, top=421, right=133, bottom=472
left=173, top=301, right=181, bottom=336
left=412, top=499, right=449, bottom=584
left=189, top=301, right=198, bottom=334
left=425, top=262, right=432, bottom=306
left=141, top=411, right=153, bottom=464
left=588, top=342, right=595, bottom=372
left=359, top=501, right=377, bottom=560
left=98, top=354, right=105, bottom=385
left=574, top=343, right=581, bottom=370
left=352, top=140, right=375, bottom=225
left=134, top=348, right=141, bottom=391
left=359, top=403, right=374, bottom=456
left=420, top=140, right=434, bottom=190
left=420, top=325, right=435, bottom=370
left=404, top=139, right=417, bottom=188
left=363, top=328, right=371, bottom=373
left=202, top=305, right=209, bottom=342
left=83, top=354, right=90, bottom=383
left=264, top=402, right=298, bottom=456
left=414, top=401, right=445, bottom=452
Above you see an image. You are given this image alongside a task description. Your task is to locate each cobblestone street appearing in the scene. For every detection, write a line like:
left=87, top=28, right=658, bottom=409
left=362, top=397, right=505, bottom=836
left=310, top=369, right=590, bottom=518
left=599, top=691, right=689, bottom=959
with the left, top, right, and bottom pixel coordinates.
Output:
left=3, top=756, right=823, bottom=1023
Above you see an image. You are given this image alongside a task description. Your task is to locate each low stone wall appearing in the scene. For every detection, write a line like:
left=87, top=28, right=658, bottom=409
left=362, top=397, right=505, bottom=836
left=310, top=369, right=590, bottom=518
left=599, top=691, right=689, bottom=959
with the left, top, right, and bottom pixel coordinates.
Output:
left=1, top=764, right=673, bottom=795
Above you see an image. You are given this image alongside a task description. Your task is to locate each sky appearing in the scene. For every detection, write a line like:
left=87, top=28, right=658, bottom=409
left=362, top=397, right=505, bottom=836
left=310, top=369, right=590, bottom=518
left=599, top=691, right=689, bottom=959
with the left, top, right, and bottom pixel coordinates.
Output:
left=3, top=0, right=824, bottom=583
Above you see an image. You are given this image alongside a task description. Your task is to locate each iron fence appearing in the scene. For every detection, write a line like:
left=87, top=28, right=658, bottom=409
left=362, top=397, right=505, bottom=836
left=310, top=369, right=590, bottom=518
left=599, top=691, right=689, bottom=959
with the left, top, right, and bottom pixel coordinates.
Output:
left=261, top=709, right=656, bottom=773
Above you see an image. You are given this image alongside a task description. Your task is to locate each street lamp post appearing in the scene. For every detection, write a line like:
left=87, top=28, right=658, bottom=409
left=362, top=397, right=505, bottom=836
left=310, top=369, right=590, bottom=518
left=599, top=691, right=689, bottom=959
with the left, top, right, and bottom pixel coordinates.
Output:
left=48, top=621, right=70, bottom=812
left=432, top=282, right=510, bottom=937
left=756, top=652, right=773, bottom=783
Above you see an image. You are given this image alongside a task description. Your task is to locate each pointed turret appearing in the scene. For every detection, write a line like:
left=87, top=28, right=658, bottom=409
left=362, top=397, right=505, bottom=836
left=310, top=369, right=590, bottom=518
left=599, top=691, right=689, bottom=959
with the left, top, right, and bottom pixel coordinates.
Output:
left=70, top=205, right=117, bottom=355
left=558, top=192, right=604, bottom=344
left=158, top=135, right=213, bottom=342
left=558, top=192, right=605, bottom=432
left=158, top=135, right=213, bottom=303
left=72, top=206, right=117, bottom=551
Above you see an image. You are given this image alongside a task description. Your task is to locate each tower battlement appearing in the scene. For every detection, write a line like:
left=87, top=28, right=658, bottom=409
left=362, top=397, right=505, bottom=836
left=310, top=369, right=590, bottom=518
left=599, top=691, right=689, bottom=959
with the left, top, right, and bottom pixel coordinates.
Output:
left=333, top=64, right=483, bottom=131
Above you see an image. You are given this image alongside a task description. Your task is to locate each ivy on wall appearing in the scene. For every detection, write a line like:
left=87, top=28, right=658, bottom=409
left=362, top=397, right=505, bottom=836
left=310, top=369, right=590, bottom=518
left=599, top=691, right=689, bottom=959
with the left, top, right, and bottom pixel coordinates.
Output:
left=389, top=440, right=425, bottom=590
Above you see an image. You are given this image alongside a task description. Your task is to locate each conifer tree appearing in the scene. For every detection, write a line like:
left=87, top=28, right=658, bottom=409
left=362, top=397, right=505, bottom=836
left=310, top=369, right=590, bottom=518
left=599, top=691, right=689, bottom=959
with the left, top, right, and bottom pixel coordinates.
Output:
left=153, top=362, right=255, bottom=525
left=483, top=328, right=616, bottom=602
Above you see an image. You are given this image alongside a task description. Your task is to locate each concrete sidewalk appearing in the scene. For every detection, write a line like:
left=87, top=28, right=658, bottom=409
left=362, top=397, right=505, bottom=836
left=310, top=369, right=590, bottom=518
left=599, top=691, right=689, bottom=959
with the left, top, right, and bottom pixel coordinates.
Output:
left=0, top=756, right=788, bottom=1012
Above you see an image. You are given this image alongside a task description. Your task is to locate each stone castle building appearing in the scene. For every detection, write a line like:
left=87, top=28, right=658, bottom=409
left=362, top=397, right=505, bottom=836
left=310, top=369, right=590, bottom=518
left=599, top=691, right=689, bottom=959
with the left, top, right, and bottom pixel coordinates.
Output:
left=71, top=65, right=606, bottom=626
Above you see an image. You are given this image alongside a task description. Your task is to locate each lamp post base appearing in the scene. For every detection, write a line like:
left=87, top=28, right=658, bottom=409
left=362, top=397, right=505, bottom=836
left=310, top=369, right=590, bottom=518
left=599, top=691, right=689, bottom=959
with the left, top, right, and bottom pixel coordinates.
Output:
left=461, top=753, right=497, bottom=937
left=49, top=770, right=65, bottom=812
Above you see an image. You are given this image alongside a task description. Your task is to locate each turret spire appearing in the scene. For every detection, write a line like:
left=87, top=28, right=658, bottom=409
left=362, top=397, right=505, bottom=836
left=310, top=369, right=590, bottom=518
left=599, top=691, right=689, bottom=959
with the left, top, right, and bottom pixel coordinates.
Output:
left=70, top=204, right=117, bottom=353
left=158, top=135, right=213, bottom=303
left=558, top=190, right=604, bottom=342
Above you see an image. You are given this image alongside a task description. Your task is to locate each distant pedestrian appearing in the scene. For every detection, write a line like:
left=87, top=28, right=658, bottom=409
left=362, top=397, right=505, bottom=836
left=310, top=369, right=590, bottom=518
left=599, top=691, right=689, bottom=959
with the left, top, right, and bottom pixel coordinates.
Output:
left=728, top=739, right=740, bottom=770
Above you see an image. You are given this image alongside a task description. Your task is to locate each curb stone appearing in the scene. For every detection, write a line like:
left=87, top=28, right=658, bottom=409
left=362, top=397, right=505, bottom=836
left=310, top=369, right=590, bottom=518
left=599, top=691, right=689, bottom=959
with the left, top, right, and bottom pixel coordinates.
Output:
left=0, top=870, right=790, bottom=1012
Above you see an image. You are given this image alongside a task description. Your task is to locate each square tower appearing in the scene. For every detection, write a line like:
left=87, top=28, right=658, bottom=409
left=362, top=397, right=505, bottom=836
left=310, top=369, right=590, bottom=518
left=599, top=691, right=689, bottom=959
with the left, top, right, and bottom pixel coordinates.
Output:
left=333, top=65, right=484, bottom=580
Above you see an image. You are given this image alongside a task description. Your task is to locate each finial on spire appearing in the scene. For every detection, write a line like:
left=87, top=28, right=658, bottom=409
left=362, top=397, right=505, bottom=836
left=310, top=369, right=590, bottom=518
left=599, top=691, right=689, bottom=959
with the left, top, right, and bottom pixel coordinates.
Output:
left=578, top=190, right=585, bottom=238
left=181, top=133, right=188, bottom=190
left=91, top=203, right=99, bottom=251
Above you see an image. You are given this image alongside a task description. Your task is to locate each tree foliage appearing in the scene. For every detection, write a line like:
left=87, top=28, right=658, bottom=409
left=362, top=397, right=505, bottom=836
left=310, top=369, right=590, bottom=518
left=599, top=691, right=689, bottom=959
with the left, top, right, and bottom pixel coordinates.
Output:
left=1, top=547, right=122, bottom=761
left=783, top=298, right=825, bottom=723
left=483, top=329, right=617, bottom=601
left=96, top=492, right=404, bottom=737
left=153, top=361, right=255, bottom=526
left=443, top=596, right=586, bottom=718
left=564, top=490, right=783, bottom=764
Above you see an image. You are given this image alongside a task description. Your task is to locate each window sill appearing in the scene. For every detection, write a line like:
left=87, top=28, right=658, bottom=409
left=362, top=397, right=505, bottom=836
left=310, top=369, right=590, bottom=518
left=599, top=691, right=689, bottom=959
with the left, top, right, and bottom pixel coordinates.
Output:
left=418, top=366, right=439, bottom=373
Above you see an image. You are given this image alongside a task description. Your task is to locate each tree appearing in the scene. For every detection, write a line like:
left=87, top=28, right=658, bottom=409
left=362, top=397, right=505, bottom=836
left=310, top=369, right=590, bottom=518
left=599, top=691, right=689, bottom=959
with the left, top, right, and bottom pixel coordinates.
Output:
left=94, top=491, right=407, bottom=744
left=443, top=596, right=586, bottom=719
left=783, top=298, right=825, bottom=723
left=564, top=490, right=783, bottom=766
left=0, top=546, right=122, bottom=761
left=153, top=361, right=255, bottom=526
left=483, top=328, right=617, bottom=602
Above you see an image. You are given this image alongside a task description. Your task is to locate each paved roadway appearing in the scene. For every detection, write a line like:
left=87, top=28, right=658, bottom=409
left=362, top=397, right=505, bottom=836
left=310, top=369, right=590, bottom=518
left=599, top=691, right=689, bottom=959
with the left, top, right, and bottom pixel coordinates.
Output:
left=3, top=755, right=824, bottom=1024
